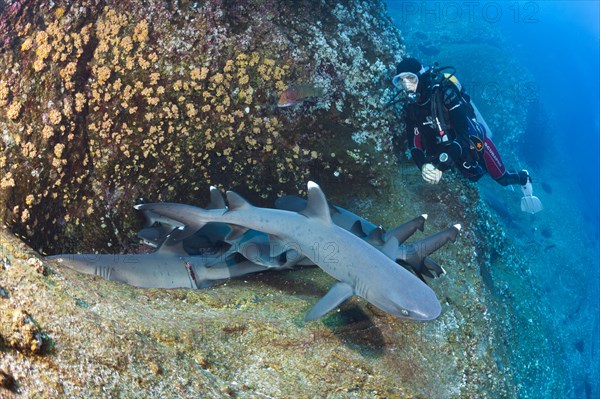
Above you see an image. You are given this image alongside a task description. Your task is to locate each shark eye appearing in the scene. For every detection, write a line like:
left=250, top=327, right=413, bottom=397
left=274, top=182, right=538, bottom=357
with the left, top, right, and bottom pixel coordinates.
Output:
left=400, top=309, right=410, bottom=317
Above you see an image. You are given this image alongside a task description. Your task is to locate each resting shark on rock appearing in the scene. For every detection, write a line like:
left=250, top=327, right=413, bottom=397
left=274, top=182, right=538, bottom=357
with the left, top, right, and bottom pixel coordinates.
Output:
left=51, top=182, right=461, bottom=322
left=133, top=181, right=448, bottom=321
left=275, top=195, right=459, bottom=281
left=49, top=236, right=274, bottom=289
left=275, top=195, right=427, bottom=243
left=143, top=191, right=460, bottom=282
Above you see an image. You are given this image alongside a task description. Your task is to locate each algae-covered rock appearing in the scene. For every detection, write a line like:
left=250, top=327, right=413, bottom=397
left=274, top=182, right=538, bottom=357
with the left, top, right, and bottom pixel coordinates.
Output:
left=0, top=215, right=520, bottom=398
left=5, top=308, right=44, bottom=354
left=0, top=0, right=405, bottom=254
left=0, top=1, right=557, bottom=398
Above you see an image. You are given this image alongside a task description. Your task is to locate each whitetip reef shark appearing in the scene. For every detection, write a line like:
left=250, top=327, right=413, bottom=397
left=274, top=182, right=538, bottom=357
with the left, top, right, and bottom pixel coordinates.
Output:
left=50, top=182, right=461, bottom=322
left=132, top=181, right=459, bottom=321
left=274, top=195, right=459, bottom=281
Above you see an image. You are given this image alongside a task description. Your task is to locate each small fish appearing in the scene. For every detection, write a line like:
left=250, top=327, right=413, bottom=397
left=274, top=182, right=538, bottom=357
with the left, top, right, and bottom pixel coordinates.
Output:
left=277, top=84, right=324, bottom=107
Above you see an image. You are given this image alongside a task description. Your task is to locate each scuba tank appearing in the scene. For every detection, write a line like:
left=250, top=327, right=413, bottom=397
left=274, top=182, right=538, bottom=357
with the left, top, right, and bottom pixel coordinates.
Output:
left=427, top=63, right=493, bottom=141
left=427, top=63, right=456, bottom=145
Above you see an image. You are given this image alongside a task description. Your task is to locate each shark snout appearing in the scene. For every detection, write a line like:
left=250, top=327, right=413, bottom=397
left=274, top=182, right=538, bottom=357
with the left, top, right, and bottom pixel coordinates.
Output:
left=403, top=298, right=442, bottom=321
left=382, top=284, right=442, bottom=321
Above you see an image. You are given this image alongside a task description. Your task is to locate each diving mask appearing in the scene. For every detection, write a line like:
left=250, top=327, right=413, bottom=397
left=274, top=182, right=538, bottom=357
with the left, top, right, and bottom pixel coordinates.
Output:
left=392, top=72, right=419, bottom=93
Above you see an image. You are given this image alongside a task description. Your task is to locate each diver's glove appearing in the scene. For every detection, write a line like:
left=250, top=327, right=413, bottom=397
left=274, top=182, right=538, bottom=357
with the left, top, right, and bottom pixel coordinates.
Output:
left=421, top=163, right=442, bottom=184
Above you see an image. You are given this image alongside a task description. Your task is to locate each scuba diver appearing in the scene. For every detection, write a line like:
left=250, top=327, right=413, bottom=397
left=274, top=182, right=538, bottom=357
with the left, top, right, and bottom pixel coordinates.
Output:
left=392, top=57, right=542, bottom=213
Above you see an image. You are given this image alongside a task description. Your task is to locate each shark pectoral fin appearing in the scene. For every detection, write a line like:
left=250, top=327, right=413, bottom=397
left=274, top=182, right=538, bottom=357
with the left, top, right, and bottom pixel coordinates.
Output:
left=226, top=225, right=249, bottom=241
left=300, top=181, right=332, bottom=223
left=305, top=282, right=354, bottom=321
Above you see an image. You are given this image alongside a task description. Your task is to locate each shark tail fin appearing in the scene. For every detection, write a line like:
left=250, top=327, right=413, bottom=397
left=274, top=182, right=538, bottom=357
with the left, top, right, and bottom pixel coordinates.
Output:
left=138, top=226, right=167, bottom=248
left=134, top=203, right=208, bottom=243
left=386, top=214, right=428, bottom=244
left=405, top=224, right=461, bottom=259
left=157, top=231, right=189, bottom=255
left=397, top=224, right=460, bottom=279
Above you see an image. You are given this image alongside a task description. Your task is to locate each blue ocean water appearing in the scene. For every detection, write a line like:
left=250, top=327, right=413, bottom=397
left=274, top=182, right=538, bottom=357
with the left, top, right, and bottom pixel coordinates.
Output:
left=385, top=1, right=599, bottom=397
left=496, top=2, right=600, bottom=232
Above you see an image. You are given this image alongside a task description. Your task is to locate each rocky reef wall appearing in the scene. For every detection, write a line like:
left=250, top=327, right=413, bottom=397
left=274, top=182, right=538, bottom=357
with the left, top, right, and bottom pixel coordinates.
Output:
left=0, top=0, right=404, bottom=254
left=0, top=1, right=559, bottom=398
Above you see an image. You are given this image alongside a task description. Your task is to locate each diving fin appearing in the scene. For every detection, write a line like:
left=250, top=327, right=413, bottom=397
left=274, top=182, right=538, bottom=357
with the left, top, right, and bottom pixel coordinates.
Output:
left=520, top=178, right=543, bottom=214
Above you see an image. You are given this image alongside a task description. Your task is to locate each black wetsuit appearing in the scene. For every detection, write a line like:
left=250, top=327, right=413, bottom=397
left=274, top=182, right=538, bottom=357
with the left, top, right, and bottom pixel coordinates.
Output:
left=403, top=72, right=526, bottom=186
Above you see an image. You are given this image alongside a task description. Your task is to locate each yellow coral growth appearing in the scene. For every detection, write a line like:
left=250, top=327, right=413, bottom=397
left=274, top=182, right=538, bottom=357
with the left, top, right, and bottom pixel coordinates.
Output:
left=21, top=142, right=37, bottom=159
left=33, top=58, right=46, bottom=72
left=191, top=67, right=209, bottom=81
left=149, top=72, right=160, bottom=85
left=238, top=75, right=249, bottom=85
left=53, top=143, right=65, bottom=158
left=138, top=57, right=150, bottom=70
left=1, top=172, right=15, bottom=188
left=49, top=109, right=62, bottom=125
left=60, top=62, right=78, bottom=89
left=75, top=93, right=86, bottom=112
left=0, top=81, right=9, bottom=107
left=133, top=20, right=149, bottom=43
left=95, top=66, right=112, bottom=85
left=20, top=37, right=33, bottom=51
left=120, top=36, right=133, bottom=53
left=6, top=101, right=22, bottom=120
left=41, top=125, right=54, bottom=140
left=211, top=73, right=224, bottom=84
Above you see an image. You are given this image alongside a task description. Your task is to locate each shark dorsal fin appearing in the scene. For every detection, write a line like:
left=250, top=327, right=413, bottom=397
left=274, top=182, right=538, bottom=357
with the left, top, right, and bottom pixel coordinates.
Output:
left=366, top=226, right=385, bottom=246
left=300, top=181, right=331, bottom=223
left=226, top=191, right=252, bottom=211
left=350, top=220, right=367, bottom=237
left=207, top=186, right=226, bottom=209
